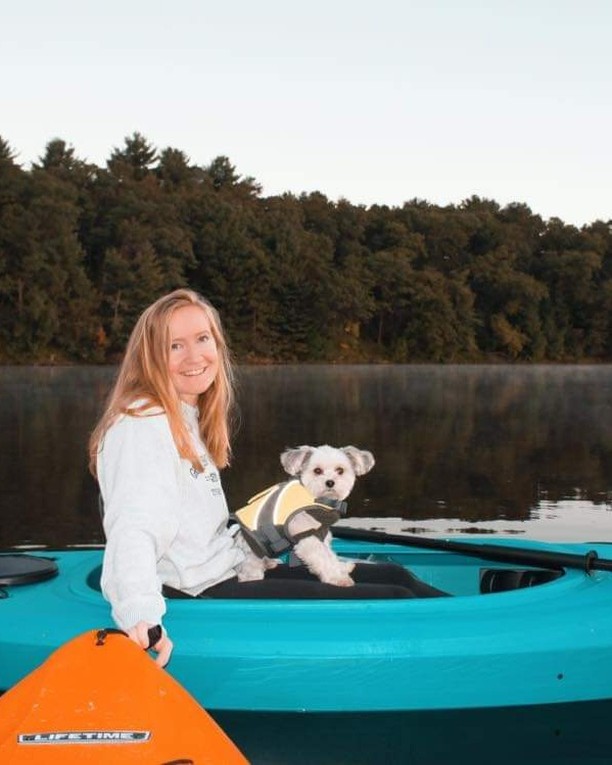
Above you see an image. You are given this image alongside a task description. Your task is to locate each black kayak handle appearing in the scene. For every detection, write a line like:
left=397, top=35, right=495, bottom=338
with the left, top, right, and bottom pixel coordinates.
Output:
left=147, top=624, right=163, bottom=649
left=96, top=625, right=163, bottom=650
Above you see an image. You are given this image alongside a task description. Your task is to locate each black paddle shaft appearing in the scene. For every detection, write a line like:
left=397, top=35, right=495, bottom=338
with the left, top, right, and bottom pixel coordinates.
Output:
left=332, top=526, right=612, bottom=574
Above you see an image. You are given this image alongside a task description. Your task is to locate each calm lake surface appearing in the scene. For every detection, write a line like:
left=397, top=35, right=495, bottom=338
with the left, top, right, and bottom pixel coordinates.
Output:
left=1, top=364, right=611, bottom=548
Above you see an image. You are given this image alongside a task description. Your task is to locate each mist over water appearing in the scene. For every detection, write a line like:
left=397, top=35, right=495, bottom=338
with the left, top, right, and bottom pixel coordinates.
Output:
left=1, top=364, right=611, bottom=547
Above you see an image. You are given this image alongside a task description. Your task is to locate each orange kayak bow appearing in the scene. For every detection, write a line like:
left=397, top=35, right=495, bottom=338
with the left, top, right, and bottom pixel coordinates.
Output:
left=0, top=628, right=249, bottom=763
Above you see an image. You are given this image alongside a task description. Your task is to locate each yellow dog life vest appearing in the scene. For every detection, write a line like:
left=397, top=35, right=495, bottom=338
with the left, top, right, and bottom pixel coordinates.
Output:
left=232, top=479, right=347, bottom=558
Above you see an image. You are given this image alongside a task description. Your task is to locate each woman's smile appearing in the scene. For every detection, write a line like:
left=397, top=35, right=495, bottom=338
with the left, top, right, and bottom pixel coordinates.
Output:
left=168, top=305, right=219, bottom=404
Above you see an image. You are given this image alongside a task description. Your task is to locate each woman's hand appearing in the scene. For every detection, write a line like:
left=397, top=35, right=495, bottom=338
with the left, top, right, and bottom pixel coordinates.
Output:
left=127, top=621, right=173, bottom=667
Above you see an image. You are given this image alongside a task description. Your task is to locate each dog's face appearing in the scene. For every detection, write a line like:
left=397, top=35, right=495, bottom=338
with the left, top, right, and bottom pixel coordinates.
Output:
left=280, top=445, right=375, bottom=501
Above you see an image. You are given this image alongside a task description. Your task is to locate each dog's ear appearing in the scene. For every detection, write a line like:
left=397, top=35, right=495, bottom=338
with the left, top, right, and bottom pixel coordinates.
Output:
left=280, top=446, right=313, bottom=476
left=341, top=446, right=375, bottom=476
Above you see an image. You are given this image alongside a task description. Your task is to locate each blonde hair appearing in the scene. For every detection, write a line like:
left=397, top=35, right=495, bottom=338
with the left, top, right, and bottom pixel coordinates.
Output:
left=89, top=289, right=235, bottom=476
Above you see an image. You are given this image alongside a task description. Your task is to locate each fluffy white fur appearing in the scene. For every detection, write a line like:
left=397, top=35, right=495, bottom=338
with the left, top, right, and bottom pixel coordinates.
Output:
left=235, top=445, right=375, bottom=586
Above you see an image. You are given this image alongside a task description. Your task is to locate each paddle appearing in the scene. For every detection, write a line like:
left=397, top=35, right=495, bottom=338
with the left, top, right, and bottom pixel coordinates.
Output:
left=332, top=526, right=612, bottom=573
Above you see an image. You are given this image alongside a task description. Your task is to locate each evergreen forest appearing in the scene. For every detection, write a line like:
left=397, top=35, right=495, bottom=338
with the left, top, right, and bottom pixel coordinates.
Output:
left=1, top=132, right=611, bottom=364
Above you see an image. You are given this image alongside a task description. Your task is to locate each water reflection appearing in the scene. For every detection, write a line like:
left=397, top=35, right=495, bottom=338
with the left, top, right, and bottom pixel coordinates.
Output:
left=0, top=365, right=611, bottom=546
left=340, top=500, right=612, bottom=542
left=231, top=365, right=612, bottom=532
left=0, top=366, right=115, bottom=548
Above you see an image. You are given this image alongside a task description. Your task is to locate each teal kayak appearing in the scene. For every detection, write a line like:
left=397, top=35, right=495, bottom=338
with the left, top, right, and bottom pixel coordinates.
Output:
left=2, top=535, right=612, bottom=716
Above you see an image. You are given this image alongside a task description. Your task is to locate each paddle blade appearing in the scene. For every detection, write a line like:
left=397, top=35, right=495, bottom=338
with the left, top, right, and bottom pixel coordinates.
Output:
left=0, top=628, right=249, bottom=764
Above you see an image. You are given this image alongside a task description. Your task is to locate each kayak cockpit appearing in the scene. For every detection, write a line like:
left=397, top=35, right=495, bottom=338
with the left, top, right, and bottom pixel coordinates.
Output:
left=80, top=548, right=565, bottom=599
left=0, top=546, right=567, bottom=601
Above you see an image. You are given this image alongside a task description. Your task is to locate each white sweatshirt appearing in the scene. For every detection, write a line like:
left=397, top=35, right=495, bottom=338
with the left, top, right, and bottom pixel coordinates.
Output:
left=98, top=401, right=244, bottom=631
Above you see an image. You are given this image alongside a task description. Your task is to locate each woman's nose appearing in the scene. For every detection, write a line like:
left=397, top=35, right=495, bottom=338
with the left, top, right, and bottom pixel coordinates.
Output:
left=185, top=343, right=203, bottom=360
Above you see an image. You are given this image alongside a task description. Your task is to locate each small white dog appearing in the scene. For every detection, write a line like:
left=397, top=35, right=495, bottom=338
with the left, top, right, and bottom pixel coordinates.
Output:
left=233, top=445, right=375, bottom=586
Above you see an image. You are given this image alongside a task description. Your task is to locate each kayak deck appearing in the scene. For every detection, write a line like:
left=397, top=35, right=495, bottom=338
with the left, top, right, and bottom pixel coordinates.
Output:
left=1, top=539, right=612, bottom=714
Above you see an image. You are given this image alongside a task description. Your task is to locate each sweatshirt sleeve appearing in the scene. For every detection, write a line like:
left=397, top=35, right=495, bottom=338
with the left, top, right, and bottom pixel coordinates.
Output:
left=98, top=413, right=181, bottom=631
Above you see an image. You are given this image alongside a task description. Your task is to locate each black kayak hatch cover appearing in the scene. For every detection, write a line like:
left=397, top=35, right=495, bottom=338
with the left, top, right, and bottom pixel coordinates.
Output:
left=0, top=554, right=58, bottom=586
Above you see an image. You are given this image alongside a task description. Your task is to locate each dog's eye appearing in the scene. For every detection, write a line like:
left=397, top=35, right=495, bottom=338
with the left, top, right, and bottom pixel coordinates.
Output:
left=313, top=467, right=323, bottom=475
left=336, top=467, right=344, bottom=475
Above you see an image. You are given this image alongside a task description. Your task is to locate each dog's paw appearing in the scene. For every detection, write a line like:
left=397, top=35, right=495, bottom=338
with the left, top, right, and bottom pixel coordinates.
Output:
left=237, top=568, right=265, bottom=582
left=235, top=558, right=267, bottom=582
left=325, top=574, right=355, bottom=587
left=340, top=559, right=355, bottom=574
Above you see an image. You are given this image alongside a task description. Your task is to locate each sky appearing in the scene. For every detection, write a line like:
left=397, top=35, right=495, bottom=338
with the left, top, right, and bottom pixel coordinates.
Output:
left=2, top=0, right=611, bottom=227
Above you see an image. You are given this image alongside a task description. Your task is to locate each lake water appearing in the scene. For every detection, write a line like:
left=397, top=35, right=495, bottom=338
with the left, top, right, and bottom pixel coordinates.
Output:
left=1, top=364, right=611, bottom=548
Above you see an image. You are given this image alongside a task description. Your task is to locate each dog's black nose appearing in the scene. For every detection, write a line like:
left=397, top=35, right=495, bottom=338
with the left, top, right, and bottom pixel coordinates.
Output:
left=325, top=479, right=335, bottom=488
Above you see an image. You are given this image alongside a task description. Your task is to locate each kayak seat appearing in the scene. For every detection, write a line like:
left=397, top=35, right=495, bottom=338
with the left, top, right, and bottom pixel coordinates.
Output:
left=0, top=554, right=58, bottom=587
left=480, top=567, right=564, bottom=594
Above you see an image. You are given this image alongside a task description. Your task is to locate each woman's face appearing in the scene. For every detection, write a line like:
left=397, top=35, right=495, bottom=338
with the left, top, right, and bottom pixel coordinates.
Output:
left=167, top=304, right=220, bottom=405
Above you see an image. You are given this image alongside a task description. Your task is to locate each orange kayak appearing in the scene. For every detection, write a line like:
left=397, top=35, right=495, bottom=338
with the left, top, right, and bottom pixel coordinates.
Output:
left=0, top=628, right=249, bottom=764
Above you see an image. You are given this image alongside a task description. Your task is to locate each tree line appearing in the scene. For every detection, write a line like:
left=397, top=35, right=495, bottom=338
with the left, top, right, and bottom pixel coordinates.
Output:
left=1, top=132, right=611, bottom=364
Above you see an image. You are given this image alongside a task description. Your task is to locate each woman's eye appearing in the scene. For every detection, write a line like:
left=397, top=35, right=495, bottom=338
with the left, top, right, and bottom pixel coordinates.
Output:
left=170, top=342, right=182, bottom=351
left=313, top=467, right=323, bottom=475
left=198, top=334, right=210, bottom=343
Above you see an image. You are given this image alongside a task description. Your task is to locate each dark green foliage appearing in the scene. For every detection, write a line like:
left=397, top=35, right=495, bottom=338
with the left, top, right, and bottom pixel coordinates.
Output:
left=1, top=134, right=611, bottom=363
left=107, top=132, right=158, bottom=181
left=0, top=156, right=98, bottom=361
left=0, top=136, right=18, bottom=163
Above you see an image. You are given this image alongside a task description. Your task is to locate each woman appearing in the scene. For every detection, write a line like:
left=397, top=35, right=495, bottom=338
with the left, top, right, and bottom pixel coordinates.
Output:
left=90, top=289, right=444, bottom=667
